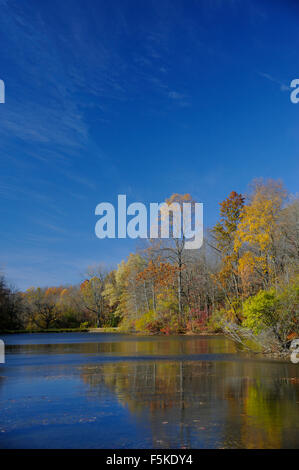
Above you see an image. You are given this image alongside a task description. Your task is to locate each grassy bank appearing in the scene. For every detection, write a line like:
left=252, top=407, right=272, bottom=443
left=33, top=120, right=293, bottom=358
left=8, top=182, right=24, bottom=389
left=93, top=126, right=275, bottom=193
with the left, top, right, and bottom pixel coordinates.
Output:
left=0, top=327, right=90, bottom=334
left=0, top=327, right=217, bottom=335
left=87, top=327, right=120, bottom=333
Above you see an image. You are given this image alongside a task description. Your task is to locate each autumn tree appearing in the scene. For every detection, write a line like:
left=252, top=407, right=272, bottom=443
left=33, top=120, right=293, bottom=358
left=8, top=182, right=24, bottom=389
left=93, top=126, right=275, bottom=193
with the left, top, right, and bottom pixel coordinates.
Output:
left=23, top=287, right=63, bottom=329
left=234, top=179, right=287, bottom=292
left=0, top=275, right=23, bottom=330
left=80, top=264, right=108, bottom=327
left=136, top=257, right=179, bottom=313
left=211, top=190, right=245, bottom=301
left=58, top=285, right=86, bottom=327
left=275, top=197, right=299, bottom=282
left=148, top=193, right=200, bottom=323
left=103, top=254, right=147, bottom=327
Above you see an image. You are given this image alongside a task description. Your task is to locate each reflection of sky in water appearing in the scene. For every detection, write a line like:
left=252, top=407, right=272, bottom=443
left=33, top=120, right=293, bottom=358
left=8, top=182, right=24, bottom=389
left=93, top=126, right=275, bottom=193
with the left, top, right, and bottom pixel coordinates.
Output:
left=0, top=333, right=298, bottom=449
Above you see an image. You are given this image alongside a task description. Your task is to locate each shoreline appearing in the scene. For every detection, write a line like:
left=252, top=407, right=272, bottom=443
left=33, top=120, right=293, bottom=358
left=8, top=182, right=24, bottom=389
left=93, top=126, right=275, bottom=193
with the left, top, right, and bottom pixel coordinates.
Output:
left=0, top=327, right=218, bottom=335
left=0, top=329, right=293, bottom=361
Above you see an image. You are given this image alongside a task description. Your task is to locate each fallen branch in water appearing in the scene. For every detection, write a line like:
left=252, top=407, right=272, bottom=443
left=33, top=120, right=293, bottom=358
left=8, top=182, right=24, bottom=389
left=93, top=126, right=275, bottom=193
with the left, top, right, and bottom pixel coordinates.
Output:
left=222, top=321, right=288, bottom=355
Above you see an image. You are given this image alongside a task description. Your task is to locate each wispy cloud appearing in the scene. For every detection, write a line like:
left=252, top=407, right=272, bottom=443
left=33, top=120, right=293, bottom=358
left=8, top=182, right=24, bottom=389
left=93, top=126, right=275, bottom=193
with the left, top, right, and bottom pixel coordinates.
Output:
left=258, top=72, right=290, bottom=92
left=168, top=91, right=190, bottom=107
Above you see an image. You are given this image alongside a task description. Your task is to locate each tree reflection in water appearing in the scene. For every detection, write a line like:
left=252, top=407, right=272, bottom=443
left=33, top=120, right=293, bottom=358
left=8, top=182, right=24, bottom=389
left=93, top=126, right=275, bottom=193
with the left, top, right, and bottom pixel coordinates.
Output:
left=1, top=334, right=299, bottom=448
left=79, top=338, right=299, bottom=448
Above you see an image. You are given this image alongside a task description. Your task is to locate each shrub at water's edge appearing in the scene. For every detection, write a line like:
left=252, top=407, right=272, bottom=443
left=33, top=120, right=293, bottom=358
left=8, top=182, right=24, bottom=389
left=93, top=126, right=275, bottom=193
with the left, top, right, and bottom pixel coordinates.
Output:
left=215, top=277, right=299, bottom=354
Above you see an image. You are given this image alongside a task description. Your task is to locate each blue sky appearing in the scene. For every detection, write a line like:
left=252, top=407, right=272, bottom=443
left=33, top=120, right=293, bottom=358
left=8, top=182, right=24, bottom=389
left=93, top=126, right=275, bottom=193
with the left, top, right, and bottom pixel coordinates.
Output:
left=0, top=0, right=298, bottom=290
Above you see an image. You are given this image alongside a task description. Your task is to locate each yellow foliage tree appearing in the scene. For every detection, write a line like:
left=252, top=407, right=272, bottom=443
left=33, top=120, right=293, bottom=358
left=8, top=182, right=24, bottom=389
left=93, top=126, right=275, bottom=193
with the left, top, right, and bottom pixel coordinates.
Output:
left=234, top=179, right=287, bottom=292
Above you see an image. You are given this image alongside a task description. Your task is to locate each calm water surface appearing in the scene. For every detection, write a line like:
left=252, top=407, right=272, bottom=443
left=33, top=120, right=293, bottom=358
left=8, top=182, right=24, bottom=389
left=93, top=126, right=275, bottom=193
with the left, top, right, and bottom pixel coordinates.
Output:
left=0, top=333, right=298, bottom=448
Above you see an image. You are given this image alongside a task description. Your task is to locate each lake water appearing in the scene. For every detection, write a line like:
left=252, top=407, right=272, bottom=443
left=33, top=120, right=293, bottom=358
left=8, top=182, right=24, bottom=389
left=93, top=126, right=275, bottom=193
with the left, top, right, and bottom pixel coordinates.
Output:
left=0, top=333, right=298, bottom=449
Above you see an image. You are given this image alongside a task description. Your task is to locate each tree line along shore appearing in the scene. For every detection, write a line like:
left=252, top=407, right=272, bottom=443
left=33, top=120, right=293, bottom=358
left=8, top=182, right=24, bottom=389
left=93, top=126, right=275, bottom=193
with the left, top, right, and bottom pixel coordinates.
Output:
left=1, top=178, right=298, bottom=356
